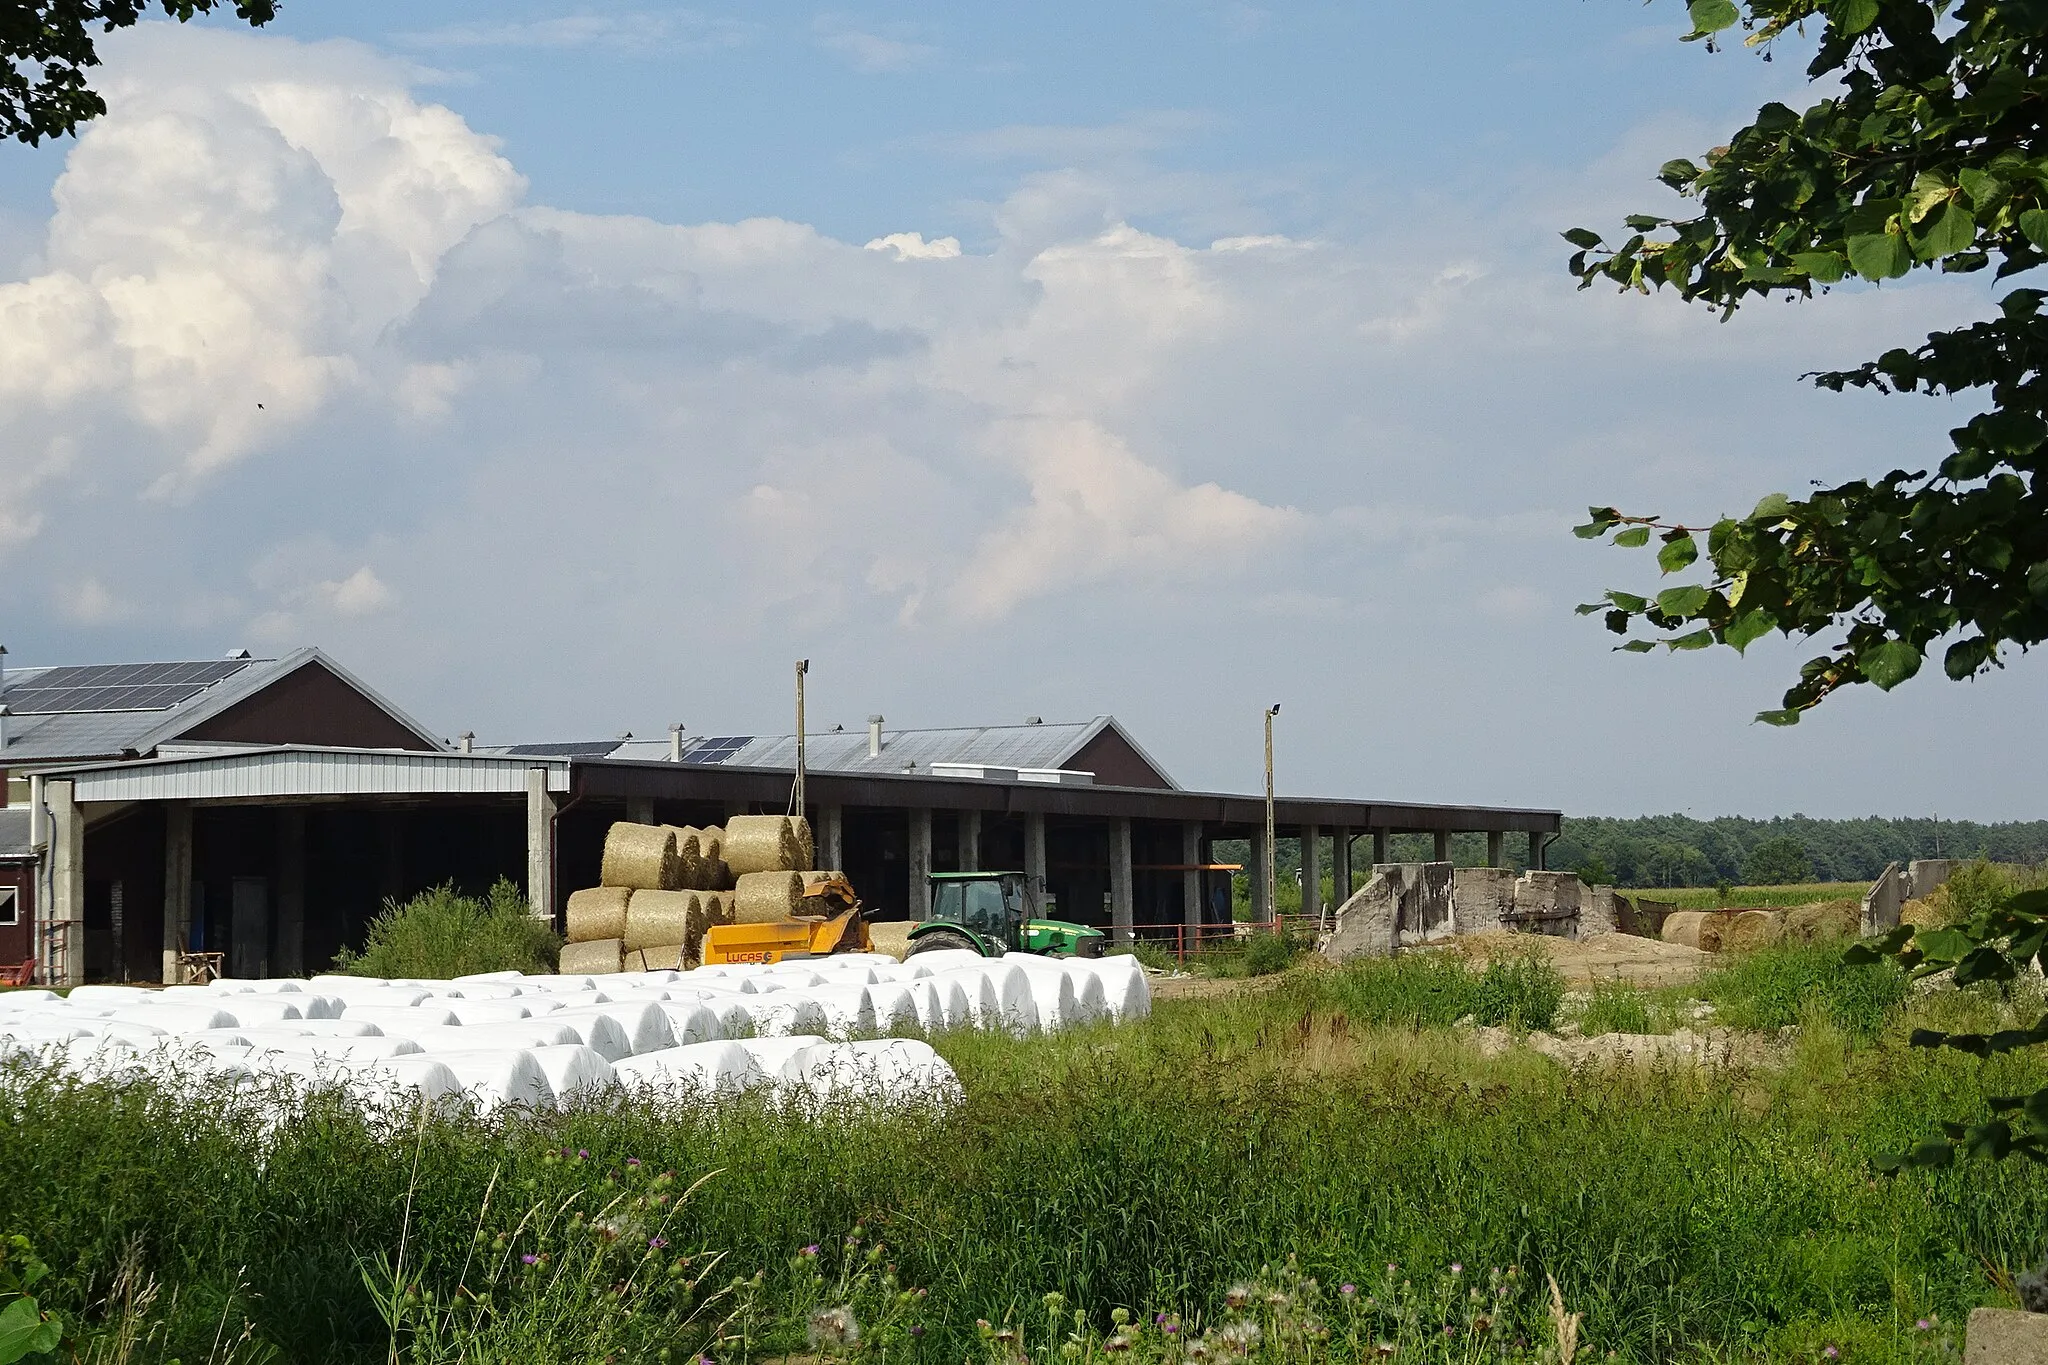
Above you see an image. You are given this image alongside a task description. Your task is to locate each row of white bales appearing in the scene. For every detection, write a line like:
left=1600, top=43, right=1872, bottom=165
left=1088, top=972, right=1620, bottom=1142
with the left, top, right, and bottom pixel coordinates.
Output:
left=0, top=950, right=1150, bottom=1112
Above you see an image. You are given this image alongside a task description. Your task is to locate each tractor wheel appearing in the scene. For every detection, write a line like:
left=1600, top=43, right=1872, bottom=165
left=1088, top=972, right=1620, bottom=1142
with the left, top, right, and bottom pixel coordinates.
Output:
left=1071, top=936, right=1105, bottom=959
left=907, top=928, right=983, bottom=958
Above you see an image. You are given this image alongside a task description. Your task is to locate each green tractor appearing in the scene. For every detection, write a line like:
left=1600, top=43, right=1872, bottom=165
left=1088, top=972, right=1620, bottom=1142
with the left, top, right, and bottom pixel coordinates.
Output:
left=905, top=871, right=1106, bottom=959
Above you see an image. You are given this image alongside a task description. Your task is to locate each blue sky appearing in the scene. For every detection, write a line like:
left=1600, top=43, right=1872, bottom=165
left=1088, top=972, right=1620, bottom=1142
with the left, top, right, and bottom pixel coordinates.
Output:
left=0, top=3, right=2035, bottom=819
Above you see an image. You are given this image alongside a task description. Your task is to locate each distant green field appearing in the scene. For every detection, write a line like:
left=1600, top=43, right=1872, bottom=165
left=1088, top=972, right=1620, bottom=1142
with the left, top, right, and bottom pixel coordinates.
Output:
left=1654, top=880, right=1867, bottom=909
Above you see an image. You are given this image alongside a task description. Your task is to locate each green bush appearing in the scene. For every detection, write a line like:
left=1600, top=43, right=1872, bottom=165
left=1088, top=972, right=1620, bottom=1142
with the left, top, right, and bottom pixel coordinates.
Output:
left=1470, top=951, right=1566, bottom=1031
left=1241, top=930, right=1296, bottom=977
left=1697, top=943, right=1908, bottom=1038
left=1577, top=979, right=1657, bottom=1037
left=333, top=879, right=558, bottom=979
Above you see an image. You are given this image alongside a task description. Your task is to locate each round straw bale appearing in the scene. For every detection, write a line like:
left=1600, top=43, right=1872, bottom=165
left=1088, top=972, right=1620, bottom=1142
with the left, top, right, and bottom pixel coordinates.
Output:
left=566, top=887, right=631, bottom=943
left=725, top=815, right=806, bottom=876
left=663, top=826, right=704, bottom=888
left=1660, top=911, right=1715, bottom=951
left=1721, top=909, right=1784, bottom=953
left=625, top=890, right=707, bottom=952
left=559, top=938, right=623, bottom=976
left=735, top=871, right=806, bottom=923
left=601, top=823, right=678, bottom=891
left=1786, top=899, right=1862, bottom=943
left=803, top=871, right=847, bottom=888
left=701, top=892, right=735, bottom=926
left=791, top=816, right=816, bottom=872
left=698, top=827, right=724, bottom=863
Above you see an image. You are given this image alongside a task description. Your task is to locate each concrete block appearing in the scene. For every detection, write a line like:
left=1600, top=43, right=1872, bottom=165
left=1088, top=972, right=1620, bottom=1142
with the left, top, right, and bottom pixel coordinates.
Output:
left=1322, top=874, right=1398, bottom=962
left=1452, top=868, right=1515, bottom=934
left=1581, top=886, right=1620, bottom=936
left=1967, top=1308, right=2048, bottom=1365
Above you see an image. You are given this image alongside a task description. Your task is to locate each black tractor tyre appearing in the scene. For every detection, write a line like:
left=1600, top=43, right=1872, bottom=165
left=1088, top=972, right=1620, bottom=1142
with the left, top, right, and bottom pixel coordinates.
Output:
left=906, top=928, right=983, bottom=958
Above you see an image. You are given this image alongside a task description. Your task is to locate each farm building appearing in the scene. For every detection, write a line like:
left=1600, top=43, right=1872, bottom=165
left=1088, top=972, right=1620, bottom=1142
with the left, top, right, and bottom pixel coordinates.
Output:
left=0, top=648, right=1561, bottom=986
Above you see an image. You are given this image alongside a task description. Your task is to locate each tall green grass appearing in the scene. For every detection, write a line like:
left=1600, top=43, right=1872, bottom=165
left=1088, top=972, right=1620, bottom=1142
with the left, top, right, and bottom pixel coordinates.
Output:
left=1659, top=881, right=1868, bottom=909
left=1694, top=942, right=1910, bottom=1037
left=2, top=954, right=2044, bottom=1363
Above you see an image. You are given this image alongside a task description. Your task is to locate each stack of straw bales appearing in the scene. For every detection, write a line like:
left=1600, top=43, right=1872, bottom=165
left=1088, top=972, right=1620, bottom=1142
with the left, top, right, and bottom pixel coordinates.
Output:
left=726, top=815, right=820, bottom=925
left=565, top=822, right=759, bottom=972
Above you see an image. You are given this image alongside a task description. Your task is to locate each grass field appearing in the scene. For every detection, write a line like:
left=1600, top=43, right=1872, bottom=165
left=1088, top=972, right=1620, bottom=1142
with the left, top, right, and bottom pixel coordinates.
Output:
left=2, top=948, right=2045, bottom=1363
left=1656, top=881, right=1869, bottom=909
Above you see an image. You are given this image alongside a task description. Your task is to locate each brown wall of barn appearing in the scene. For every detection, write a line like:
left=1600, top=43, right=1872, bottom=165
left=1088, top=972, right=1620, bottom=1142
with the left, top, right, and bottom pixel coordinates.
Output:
left=180, top=663, right=436, bottom=752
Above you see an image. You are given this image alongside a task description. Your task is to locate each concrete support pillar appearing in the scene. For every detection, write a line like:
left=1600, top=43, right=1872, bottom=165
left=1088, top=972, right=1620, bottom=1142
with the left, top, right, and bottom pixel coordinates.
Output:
left=1529, top=830, right=1545, bottom=871
left=1332, top=829, right=1353, bottom=909
left=821, top=804, right=844, bottom=873
left=276, top=809, right=306, bottom=977
left=46, top=779, right=82, bottom=988
left=1486, top=831, right=1503, bottom=869
left=1181, top=822, right=1203, bottom=944
left=526, top=769, right=556, bottom=924
left=1024, top=812, right=1047, bottom=916
left=1372, top=828, right=1388, bottom=865
left=1110, top=817, right=1134, bottom=944
left=162, top=802, right=193, bottom=984
left=1434, top=829, right=1450, bottom=863
left=960, top=810, right=982, bottom=873
left=627, top=795, right=655, bottom=826
left=908, top=808, right=933, bottom=922
left=1251, top=823, right=1272, bottom=923
left=1301, top=824, right=1322, bottom=920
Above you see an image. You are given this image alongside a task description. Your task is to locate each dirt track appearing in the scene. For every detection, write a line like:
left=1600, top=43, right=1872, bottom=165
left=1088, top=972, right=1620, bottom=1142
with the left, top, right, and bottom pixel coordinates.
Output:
left=1445, top=930, right=1713, bottom=986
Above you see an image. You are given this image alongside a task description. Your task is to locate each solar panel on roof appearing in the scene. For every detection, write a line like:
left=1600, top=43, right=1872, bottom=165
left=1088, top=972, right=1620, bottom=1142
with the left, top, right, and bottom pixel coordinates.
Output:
left=681, top=736, right=751, bottom=764
left=0, top=659, right=249, bottom=714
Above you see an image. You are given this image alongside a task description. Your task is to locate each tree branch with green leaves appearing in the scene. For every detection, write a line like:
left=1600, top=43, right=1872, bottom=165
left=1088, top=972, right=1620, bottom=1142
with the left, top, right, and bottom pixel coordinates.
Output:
left=1567, top=0, right=2048, bottom=724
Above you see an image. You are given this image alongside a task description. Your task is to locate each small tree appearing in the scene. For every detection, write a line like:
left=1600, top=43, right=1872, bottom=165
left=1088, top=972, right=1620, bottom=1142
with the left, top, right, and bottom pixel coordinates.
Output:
left=1743, top=836, right=1811, bottom=886
left=1575, top=854, right=1614, bottom=888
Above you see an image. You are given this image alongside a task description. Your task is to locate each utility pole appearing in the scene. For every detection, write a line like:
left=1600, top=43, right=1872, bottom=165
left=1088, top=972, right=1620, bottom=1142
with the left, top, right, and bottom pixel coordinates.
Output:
left=1264, top=703, right=1280, bottom=926
left=793, top=660, right=810, bottom=817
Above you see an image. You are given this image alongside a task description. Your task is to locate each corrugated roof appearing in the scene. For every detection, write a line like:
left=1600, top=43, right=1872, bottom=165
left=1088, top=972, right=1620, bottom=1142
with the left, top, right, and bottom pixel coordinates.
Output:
left=719, top=720, right=1104, bottom=776
left=0, top=656, right=277, bottom=763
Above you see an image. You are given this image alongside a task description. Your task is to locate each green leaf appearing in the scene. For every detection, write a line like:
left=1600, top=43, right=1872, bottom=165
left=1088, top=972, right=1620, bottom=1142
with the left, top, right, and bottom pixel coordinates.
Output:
left=1686, top=0, right=1740, bottom=32
left=2019, top=209, right=2048, bottom=249
left=1614, top=526, right=1652, bottom=548
left=1657, top=158, right=1701, bottom=187
left=1956, top=945, right=2019, bottom=987
left=1655, top=585, right=1712, bottom=617
left=1847, top=226, right=1914, bottom=280
left=1791, top=251, right=1848, bottom=282
left=1749, top=492, right=1793, bottom=521
left=1573, top=507, right=1621, bottom=539
left=1830, top=0, right=1880, bottom=34
left=1861, top=639, right=1923, bottom=690
left=1754, top=708, right=1803, bottom=726
left=1912, top=201, right=1977, bottom=260
left=1657, top=534, right=1699, bottom=572
left=1617, top=640, right=1657, bottom=653
left=1915, top=928, right=1974, bottom=964
left=1606, top=591, right=1649, bottom=612
left=0, top=1295, right=59, bottom=1363
left=1959, top=168, right=2007, bottom=211
left=1724, top=610, right=1776, bottom=653
left=1562, top=228, right=1602, bottom=250
left=1668, top=628, right=1715, bottom=650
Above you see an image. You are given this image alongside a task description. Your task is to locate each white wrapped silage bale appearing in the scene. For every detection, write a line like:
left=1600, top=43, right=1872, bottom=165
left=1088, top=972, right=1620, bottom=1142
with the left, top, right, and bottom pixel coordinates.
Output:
left=0, top=989, right=57, bottom=1006
left=308, top=974, right=384, bottom=988
left=549, top=1001, right=675, bottom=1057
left=345, top=1056, right=465, bottom=1110
left=1079, top=957, right=1152, bottom=1022
left=452, top=971, right=526, bottom=984
left=972, top=962, right=1039, bottom=1036
left=902, top=948, right=986, bottom=974
left=524, top=1012, right=633, bottom=1063
left=1, top=1019, right=93, bottom=1045
left=429, top=1049, right=556, bottom=1111
left=69, top=985, right=153, bottom=1006
left=397, top=1022, right=581, bottom=1055
left=802, top=984, right=876, bottom=1038
left=77, top=1021, right=169, bottom=1047
left=441, top=1000, right=538, bottom=1025
left=745, top=995, right=830, bottom=1038
left=612, top=1041, right=755, bottom=1097
left=760, top=966, right=826, bottom=987
left=610, top=970, right=682, bottom=987
left=688, top=997, right=758, bottom=1038
left=1063, top=969, right=1108, bottom=1025
left=295, top=995, right=347, bottom=1021
left=214, top=997, right=307, bottom=1028
left=928, top=969, right=998, bottom=1029
left=866, top=983, right=922, bottom=1035
left=786, top=1039, right=962, bottom=1107
left=526, top=1044, right=616, bottom=1106
left=736, top=1034, right=830, bottom=1083
left=1021, top=970, right=1077, bottom=1033
left=156, top=985, right=219, bottom=1002
left=108, top=1003, right=240, bottom=1033
left=812, top=963, right=880, bottom=986
left=521, top=975, right=597, bottom=993
left=269, top=1036, right=423, bottom=1063
left=657, top=1001, right=724, bottom=1047
left=338, top=1004, right=461, bottom=1030
left=239, top=979, right=309, bottom=994
left=922, top=978, right=970, bottom=1031
left=318, top=984, right=433, bottom=1009
left=431, top=983, right=526, bottom=1001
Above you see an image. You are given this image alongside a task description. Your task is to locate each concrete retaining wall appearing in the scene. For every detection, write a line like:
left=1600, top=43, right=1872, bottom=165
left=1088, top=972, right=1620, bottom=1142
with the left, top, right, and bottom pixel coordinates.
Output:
left=1863, top=858, right=1961, bottom=935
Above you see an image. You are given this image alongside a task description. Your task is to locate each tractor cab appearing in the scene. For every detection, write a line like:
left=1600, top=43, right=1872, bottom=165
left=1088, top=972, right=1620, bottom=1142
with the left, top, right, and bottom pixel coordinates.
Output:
left=906, top=871, right=1105, bottom=959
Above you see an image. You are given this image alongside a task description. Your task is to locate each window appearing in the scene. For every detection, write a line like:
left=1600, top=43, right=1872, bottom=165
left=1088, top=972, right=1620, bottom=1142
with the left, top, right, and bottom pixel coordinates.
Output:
left=0, top=887, right=17, bottom=926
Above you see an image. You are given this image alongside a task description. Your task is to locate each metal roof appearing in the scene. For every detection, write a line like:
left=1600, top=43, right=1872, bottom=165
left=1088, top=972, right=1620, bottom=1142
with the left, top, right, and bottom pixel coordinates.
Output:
left=571, top=717, right=1172, bottom=785
left=54, top=746, right=569, bottom=804
left=0, top=648, right=445, bottom=765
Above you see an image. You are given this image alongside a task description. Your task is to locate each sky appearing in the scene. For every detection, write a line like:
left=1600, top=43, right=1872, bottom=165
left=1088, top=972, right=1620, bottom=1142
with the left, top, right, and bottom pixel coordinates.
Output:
left=0, top=2, right=2036, bottom=820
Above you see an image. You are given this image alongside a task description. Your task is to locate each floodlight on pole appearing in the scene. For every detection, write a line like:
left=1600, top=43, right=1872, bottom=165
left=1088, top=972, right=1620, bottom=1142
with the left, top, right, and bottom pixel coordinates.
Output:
left=793, top=660, right=810, bottom=817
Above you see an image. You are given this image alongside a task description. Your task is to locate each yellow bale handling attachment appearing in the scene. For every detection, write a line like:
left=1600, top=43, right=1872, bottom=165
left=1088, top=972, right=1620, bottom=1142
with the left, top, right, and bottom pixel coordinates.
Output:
left=701, top=874, right=871, bottom=966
